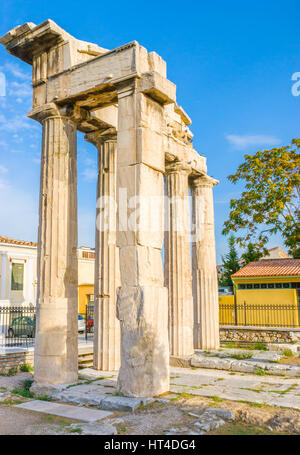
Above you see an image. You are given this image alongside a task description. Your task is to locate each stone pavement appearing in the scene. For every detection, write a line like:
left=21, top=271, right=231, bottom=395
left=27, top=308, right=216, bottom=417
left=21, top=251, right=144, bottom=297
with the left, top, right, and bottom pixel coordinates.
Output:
left=169, top=367, right=300, bottom=409
left=15, top=400, right=113, bottom=422
left=170, top=348, right=300, bottom=376
left=46, top=366, right=300, bottom=411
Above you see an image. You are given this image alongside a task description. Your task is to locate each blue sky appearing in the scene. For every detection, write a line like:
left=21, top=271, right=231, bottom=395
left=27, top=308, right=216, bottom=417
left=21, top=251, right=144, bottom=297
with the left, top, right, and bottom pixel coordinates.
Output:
left=0, top=0, right=299, bottom=263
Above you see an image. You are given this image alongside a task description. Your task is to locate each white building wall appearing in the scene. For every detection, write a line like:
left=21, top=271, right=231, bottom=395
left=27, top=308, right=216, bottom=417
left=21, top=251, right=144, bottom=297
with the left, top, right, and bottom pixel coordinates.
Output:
left=0, top=243, right=94, bottom=306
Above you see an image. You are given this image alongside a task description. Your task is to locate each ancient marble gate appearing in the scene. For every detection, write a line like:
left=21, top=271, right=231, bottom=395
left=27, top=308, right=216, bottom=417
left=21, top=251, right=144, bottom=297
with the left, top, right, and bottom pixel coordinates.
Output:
left=0, top=20, right=219, bottom=397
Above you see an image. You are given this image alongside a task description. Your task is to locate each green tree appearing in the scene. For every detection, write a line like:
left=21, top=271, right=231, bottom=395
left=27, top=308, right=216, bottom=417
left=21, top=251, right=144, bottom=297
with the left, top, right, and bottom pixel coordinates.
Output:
left=223, top=139, right=300, bottom=258
left=220, top=235, right=241, bottom=287
left=241, top=243, right=265, bottom=266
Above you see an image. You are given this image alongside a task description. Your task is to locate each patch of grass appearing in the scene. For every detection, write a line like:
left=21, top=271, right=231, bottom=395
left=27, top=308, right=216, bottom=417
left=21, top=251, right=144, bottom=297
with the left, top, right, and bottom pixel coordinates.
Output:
left=37, top=394, right=52, bottom=401
left=11, top=379, right=34, bottom=399
left=249, top=402, right=265, bottom=407
left=217, top=378, right=225, bottom=381
left=210, top=395, right=223, bottom=403
left=254, top=368, right=266, bottom=376
left=170, top=392, right=193, bottom=402
left=221, top=342, right=268, bottom=351
left=66, top=376, right=108, bottom=389
left=267, top=384, right=298, bottom=395
left=0, top=367, right=18, bottom=377
left=24, top=379, right=34, bottom=389
left=240, top=387, right=263, bottom=393
left=119, top=426, right=127, bottom=433
left=19, top=363, right=34, bottom=372
left=253, top=342, right=267, bottom=351
left=281, top=349, right=294, bottom=358
left=230, top=352, right=253, bottom=360
left=11, top=387, right=34, bottom=399
left=68, top=427, right=82, bottom=434
left=237, top=400, right=267, bottom=408
left=0, top=398, right=24, bottom=405
left=112, top=391, right=124, bottom=397
left=229, top=372, right=236, bottom=375
left=209, top=422, right=287, bottom=435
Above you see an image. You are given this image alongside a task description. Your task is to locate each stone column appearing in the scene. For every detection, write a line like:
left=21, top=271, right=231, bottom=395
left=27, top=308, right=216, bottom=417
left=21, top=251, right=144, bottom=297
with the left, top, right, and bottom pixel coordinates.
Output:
left=115, top=82, right=169, bottom=397
left=85, top=130, right=120, bottom=371
left=191, top=175, right=220, bottom=350
left=164, top=162, right=194, bottom=357
left=29, top=104, right=78, bottom=388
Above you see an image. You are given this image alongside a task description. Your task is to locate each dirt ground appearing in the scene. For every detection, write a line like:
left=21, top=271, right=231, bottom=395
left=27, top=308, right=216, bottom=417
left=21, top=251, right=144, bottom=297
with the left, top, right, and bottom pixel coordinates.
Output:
left=104, top=395, right=300, bottom=435
left=279, top=355, right=300, bottom=365
left=0, top=405, right=77, bottom=435
left=0, top=372, right=33, bottom=391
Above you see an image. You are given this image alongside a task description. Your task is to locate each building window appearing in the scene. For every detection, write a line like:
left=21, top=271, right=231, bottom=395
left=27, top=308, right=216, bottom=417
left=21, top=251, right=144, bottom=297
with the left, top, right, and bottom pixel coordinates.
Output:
left=82, top=251, right=96, bottom=259
left=237, top=282, right=297, bottom=290
left=11, top=263, right=24, bottom=291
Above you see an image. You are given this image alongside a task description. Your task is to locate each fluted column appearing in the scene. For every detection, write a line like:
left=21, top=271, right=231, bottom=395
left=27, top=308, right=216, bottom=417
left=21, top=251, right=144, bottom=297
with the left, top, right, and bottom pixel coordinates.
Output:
left=29, top=104, right=78, bottom=387
left=85, top=130, right=120, bottom=371
left=191, top=175, right=220, bottom=350
left=164, top=162, right=194, bottom=356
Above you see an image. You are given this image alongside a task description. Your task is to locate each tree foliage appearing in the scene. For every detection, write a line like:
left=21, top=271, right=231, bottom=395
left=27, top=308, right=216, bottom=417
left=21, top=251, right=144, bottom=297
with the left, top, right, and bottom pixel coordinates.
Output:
left=240, top=243, right=265, bottom=266
left=223, top=139, right=300, bottom=258
left=220, top=235, right=241, bottom=287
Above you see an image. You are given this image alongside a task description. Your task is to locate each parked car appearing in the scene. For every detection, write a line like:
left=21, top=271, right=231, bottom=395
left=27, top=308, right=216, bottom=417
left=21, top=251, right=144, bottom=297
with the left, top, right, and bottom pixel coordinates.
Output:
left=86, top=314, right=94, bottom=333
left=78, top=314, right=85, bottom=333
left=8, top=316, right=35, bottom=338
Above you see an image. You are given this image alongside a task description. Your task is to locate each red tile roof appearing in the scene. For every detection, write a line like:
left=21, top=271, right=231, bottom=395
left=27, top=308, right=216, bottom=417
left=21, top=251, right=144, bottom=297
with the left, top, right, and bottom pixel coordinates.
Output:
left=232, top=259, right=300, bottom=278
left=0, top=235, right=37, bottom=247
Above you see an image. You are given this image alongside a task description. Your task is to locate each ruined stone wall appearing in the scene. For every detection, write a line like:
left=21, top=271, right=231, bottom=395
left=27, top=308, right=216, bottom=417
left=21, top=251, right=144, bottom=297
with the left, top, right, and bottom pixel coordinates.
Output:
left=220, top=326, right=300, bottom=343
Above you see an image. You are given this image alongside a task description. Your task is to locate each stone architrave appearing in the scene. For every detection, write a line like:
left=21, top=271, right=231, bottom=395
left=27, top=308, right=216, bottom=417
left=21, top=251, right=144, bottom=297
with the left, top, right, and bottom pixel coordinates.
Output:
left=164, top=162, right=194, bottom=356
left=29, top=104, right=78, bottom=388
left=191, top=175, right=220, bottom=350
left=85, top=130, right=121, bottom=371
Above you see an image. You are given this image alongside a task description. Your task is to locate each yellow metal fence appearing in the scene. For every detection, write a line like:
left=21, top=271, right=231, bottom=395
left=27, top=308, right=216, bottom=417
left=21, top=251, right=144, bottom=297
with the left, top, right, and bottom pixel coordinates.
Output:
left=219, top=301, right=300, bottom=327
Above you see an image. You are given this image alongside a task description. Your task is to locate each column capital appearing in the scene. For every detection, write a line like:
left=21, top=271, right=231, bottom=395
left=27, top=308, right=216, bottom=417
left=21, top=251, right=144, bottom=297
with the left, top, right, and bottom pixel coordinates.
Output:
left=116, top=79, right=137, bottom=100
left=191, top=174, right=219, bottom=188
left=85, top=128, right=117, bottom=147
left=165, top=160, right=192, bottom=175
left=28, top=103, right=73, bottom=124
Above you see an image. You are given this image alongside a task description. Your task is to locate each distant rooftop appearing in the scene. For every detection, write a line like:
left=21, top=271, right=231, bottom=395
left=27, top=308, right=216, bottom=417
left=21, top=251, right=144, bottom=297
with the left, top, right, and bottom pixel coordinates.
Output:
left=0, top=235, right=37, bottom=247
left=232, top=258, right=300, bottom=278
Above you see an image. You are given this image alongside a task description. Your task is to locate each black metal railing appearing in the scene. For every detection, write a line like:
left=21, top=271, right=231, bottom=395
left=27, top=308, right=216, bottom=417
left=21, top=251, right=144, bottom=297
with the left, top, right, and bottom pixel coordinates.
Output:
left=0, top=306, right=36, bottom=347
left=85, top=303, right=94, bottom=341
left=0, top=304, right=95, bottom=348
left=219, top=302, right=300, bottom=328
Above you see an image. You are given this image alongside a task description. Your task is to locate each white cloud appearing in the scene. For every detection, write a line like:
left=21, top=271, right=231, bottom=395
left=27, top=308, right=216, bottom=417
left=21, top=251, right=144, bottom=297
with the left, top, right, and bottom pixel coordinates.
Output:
left=2, top=62, right=31, bottom=82
left=82, top=168, right=97, bottom=181
left=0, top=114, right=36, bottom=133
left=8, top=81, right=32, bottom=98
left=226, top=134, right=281, bottom=150
left=0, top=165, right=8, bottom=174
